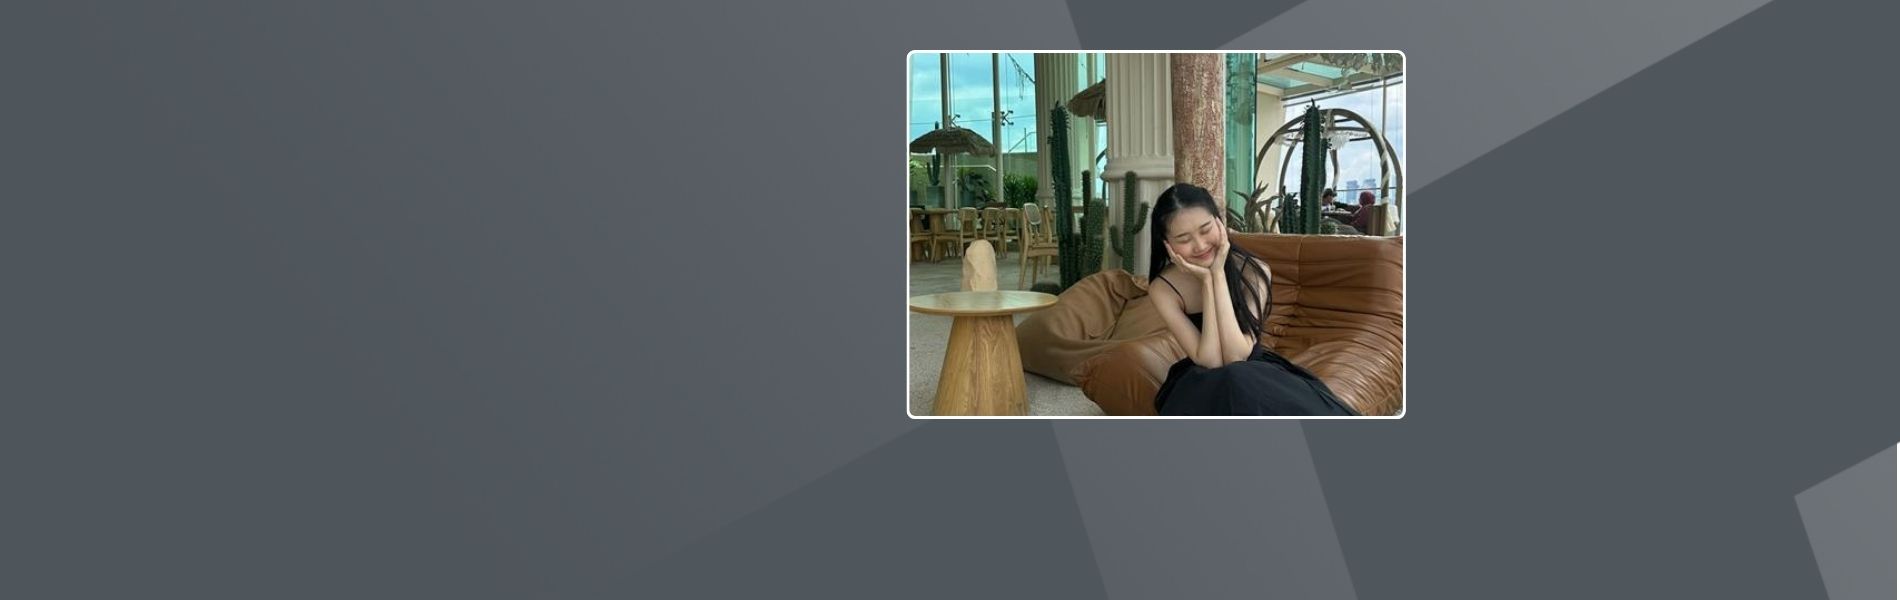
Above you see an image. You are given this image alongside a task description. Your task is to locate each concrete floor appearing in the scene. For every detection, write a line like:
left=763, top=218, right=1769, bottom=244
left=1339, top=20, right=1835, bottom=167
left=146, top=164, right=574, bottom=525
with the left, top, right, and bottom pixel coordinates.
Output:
left=907, top=243, right=1103, bottom=417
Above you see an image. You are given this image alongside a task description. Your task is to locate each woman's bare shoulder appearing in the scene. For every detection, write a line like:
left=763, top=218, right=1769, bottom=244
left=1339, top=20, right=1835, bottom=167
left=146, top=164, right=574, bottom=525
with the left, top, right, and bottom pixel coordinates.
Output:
left=1150, top=269, right=1193, bottom=301
left=1149, top=268, right=1177, bottom=291
left=1248, top=257, right=1273, bottom=280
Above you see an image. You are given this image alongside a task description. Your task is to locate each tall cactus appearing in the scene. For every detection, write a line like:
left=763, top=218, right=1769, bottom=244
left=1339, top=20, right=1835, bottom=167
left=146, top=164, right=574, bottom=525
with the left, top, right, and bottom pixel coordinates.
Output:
left=1279, top=192, right=1298, bottom=234
left=1048, top=104, right=1078, bottom=288
left=1060, top=171, right=1080, bottom=287
left=1108, top=171, right=1149, bottom=272
left=1081, top=183, right=1106, bottom=283
left=1297, top=104, right=1328, bottom=234
left=1047, top=104, right=1106, bottom=289
left=1055, top=170, right=1107, bottom=290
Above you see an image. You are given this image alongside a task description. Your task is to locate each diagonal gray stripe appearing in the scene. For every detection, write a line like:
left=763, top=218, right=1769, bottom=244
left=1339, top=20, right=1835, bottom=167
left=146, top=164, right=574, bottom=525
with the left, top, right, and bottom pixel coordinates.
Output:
left=1797, top=446, right=1898, bottom=600
left=635, top=422, right=1108, bottom=599
left=1224, top=0, right=1773, bottom=193
left=1298, top=0, right=1900, bottom=595
left=616, top=0, right=1084, bottom=567
left=1052, top=422, right=1356, bottom=599
left=1067, top=0, right=1309, bottom=48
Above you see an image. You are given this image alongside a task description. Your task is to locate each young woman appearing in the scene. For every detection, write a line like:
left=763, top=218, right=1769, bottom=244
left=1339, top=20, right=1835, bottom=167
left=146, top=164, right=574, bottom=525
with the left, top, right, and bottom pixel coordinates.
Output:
left=1146, top=183, right=1358, bottom=416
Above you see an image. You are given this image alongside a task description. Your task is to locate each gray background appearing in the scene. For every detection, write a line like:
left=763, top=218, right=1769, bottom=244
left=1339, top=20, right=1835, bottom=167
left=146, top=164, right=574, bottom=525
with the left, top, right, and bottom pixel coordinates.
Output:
left=5, top=0, right=1897, bottom=598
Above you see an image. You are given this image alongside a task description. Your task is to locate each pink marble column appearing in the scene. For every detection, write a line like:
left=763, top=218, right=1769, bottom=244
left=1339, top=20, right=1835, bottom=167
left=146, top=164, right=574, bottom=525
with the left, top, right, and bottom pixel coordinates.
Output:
left=1169, top=54, right=1225, bottom=204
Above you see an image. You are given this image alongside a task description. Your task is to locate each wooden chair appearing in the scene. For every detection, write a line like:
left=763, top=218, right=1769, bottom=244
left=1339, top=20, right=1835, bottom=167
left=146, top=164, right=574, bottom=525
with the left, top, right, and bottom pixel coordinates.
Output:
left=957, top=207, right=981, bottom=255
left=982, top=207, right=1018, bottom=258
left=1366, top=204, right=1395, bottom=236
left=999, top=207, right=1022, bottom=257
left=1018, top=202, right=1060, bottom=289
left=981, top=207, right=1001, bottom=254
left=910, top=208, right=932, bottom=262
left=931, top=210, right=964, bottom=262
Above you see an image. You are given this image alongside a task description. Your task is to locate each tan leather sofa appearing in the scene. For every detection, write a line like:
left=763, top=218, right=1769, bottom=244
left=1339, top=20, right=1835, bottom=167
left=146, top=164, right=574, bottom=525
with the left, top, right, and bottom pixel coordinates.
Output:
left=1016, top=234, right=1403, bottom=416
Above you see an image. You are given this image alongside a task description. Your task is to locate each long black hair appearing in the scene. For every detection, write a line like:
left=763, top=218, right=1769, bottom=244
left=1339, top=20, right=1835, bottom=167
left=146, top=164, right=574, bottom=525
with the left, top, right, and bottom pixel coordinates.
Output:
left=1147, top=183, right=1273, bottom=340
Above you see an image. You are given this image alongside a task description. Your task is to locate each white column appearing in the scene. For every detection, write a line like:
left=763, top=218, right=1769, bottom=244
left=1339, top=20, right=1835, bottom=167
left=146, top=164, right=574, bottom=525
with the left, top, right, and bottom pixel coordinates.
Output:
left=1104, top=53, right=1174, bottom=277
left=991, top=53, right=1004, bottom=205
left=1255, top=88, right=1285, bottom=195
left=1085, top=53, right=1100, bottom=192
left=940, top=54, right=956, bottom=208
left=1033, top=54, right=1082, bottom=208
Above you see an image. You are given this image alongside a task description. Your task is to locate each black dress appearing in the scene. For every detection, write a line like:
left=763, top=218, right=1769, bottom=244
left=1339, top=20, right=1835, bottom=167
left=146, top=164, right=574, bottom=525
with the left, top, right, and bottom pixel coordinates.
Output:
left=1152, top=279, right=1359, bottom=416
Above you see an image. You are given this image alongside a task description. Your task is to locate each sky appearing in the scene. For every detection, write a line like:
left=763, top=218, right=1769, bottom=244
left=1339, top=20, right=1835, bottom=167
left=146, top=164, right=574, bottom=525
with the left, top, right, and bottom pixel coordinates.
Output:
left=909, top=52, right=1052, bottom=155
left=908, top=53, right=1404, bottom=195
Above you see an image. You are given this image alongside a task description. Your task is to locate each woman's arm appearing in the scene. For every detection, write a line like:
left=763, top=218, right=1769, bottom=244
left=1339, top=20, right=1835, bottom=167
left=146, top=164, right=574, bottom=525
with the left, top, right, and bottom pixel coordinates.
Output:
left=1150, top=274, right=1222, bottom=369
left=1208, top=265, right=1257, bottom=364
left=1205, top=232, right=1259, bottom=364
left=1196, top=273, right=1225, bottom=368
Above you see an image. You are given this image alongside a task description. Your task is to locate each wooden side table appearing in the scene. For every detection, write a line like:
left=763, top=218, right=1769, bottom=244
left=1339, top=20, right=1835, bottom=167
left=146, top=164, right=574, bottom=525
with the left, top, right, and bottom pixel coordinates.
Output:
left=908, top=291, right=1058, bottom=416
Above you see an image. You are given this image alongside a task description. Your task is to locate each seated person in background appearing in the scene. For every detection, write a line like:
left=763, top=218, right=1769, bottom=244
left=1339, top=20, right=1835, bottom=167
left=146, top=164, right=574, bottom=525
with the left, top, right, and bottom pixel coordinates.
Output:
left=1321, top=188, right=1339, bottom=210
left=1351, top=191, right=1377, bottom=233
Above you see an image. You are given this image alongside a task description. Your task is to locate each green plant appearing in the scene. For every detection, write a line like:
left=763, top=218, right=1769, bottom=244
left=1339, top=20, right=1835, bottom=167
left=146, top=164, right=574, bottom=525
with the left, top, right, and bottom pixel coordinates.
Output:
left=964, top=172, right=995, bottom=205
left=1048, top=105, right=1078, bottom=289
left=1048, top=104, right=1070, bottom=215
left=908, top=160, right=927, bottom=198
left=1279, top=192, right=1302, bottom=234
left=1230, top=186, right=1276, bottom=233
left=1004, top=174, right=1037, bottom=209
left=1296, top=105, right=1328, bottom=234
left=1108, top=171, right=1149, bottom=271
left=1062, top=170, right=1106, bottom=288
left=1046, top=104, right=1107, bottom=290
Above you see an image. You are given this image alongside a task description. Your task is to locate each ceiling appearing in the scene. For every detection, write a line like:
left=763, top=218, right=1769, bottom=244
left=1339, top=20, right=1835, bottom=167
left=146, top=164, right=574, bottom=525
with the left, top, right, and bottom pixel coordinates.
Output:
left=1257, top=53, right=1403, bottom=99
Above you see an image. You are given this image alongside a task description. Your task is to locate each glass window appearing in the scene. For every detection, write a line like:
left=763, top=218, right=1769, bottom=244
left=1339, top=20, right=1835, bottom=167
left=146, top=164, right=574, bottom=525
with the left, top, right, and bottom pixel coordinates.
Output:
left=909, top=53, right=944, bottom=207
left=910, top=53, right=942, bottom=141
left=946, top=54, right=997, bottom=204
left=998, top=53, right=1037, bottom=155
left=1284, top=80, right=1405, bottom=203
left=947, top=53, right=994, bottom=134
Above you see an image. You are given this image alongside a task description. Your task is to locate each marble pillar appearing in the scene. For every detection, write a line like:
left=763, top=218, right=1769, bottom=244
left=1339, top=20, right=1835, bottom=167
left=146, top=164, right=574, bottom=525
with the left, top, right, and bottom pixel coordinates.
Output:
left=1104, top=54, right=1175, bottom=276
left=1033, top=54, right=1084, bottom=209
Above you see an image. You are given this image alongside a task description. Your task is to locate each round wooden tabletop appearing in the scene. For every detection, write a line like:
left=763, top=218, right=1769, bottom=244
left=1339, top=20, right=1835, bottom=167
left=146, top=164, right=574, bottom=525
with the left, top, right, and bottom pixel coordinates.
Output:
left=908, top=290, right=1057, bottom=317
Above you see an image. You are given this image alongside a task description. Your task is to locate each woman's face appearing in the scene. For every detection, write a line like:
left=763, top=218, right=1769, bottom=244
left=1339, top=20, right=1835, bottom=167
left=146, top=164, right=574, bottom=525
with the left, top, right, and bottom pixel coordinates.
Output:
left=1164, top=206, right=1224, bottom=268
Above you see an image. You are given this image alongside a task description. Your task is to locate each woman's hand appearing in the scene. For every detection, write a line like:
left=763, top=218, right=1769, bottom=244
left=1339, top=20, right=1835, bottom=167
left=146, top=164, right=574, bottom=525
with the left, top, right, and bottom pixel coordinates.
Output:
left=1209, top=228, right=1232, bottom=271
left=1167, top=246, right=1212, bottom=280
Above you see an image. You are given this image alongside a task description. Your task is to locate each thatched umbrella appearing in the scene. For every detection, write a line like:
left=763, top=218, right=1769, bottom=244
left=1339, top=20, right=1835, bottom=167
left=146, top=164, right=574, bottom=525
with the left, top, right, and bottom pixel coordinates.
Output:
left=909, top=125, right=997, bottom=156
left=911, top=125, right=996, bottom=208
left=1067, top=80, right=1107, bottom=120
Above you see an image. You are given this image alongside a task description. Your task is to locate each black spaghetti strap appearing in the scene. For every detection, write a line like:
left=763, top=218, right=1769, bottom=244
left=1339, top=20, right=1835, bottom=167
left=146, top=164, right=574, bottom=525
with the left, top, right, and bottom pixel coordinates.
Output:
left=1157, top=275, right=1184, bottom=301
